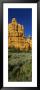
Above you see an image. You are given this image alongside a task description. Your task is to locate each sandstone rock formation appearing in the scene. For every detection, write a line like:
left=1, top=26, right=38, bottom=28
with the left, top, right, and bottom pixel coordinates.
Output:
left=8, top=18, right=32, bottom=51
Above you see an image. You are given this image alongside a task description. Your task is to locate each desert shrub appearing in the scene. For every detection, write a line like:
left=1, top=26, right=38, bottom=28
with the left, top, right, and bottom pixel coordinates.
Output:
left=8, top=50, right=32, bottom=81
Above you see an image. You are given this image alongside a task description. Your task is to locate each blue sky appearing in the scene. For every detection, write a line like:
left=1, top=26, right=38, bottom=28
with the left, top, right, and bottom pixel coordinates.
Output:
left=8, top=8, right=32, bottom=37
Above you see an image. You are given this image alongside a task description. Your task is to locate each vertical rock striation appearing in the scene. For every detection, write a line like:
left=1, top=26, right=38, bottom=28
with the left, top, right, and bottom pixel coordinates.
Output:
left=8, top=18, right=32, bottom=51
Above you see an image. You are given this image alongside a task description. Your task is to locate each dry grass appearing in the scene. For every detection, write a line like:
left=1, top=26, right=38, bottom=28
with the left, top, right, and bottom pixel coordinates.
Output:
left=8, top=48, right=32, bottom=81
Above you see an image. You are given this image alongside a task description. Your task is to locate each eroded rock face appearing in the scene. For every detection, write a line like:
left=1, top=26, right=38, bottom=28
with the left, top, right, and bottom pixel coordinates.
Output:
left=8, top=18, right=32, bottom=51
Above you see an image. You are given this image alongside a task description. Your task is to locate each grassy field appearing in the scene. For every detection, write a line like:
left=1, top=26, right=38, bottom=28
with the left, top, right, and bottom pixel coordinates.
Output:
left=8, top=48, right=32, bottom=81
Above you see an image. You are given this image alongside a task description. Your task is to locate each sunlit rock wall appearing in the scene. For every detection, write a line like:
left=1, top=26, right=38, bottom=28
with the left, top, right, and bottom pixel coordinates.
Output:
left=8, top=18, right=32, bottom=50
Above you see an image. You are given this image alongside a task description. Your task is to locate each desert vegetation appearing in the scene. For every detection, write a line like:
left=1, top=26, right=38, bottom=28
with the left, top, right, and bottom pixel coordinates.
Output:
left=8, top=48, right=32, bottom=81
